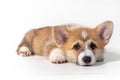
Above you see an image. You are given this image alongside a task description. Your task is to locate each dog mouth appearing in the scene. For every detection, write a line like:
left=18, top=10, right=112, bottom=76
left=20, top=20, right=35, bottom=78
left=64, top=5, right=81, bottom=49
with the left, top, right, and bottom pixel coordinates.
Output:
left=76, top=61, right=94, bottom=66
left=76, top=57, right=95, bottom=66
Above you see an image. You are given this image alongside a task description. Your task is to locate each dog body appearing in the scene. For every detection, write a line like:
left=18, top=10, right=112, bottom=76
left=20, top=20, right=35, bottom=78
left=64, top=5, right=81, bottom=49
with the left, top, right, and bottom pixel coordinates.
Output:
left=17, top=21, right=113, bottom=66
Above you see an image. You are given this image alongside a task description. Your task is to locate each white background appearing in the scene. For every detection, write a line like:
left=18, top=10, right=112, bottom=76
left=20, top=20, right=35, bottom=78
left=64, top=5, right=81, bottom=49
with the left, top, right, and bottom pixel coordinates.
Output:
left=0, top=0, right=120, bottom=80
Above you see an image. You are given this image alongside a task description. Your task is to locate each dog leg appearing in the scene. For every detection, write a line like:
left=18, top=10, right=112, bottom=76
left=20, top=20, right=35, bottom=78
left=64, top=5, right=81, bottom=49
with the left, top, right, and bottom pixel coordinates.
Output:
left=49, top=48, right=66, bottom=63
left=96, top=58, right=104, bottom=62
left=17, top=29, right=35, bottom=56
left=17, top=46, right=32, bottom=57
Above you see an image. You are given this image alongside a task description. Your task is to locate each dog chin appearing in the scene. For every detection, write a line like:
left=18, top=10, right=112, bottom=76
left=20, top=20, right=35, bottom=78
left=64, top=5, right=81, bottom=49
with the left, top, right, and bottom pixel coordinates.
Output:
left=76, top=61, right=95, bottom=66
left=76, top=59, right=96, bottom=66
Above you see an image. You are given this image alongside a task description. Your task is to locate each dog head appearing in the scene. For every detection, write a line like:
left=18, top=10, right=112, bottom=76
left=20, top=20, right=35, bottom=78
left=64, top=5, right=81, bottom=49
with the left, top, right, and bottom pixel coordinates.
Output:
left=53, top=20, right=113, bottom=66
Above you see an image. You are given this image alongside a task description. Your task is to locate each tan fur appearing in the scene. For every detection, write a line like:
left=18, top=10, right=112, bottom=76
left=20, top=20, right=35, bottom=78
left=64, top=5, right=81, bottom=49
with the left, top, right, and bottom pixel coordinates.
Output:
left=17, top=20, right=113, bottom=65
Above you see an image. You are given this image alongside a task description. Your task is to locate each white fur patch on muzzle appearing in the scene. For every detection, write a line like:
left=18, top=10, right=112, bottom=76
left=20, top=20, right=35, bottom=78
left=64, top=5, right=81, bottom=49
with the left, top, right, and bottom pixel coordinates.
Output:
left=77, top=48, right=96, bottom=66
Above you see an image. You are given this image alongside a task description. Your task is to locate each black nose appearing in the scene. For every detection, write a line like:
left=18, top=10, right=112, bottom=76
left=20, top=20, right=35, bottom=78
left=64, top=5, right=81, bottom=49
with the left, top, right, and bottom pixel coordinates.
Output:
left=82, top=56, right=91, bottom=64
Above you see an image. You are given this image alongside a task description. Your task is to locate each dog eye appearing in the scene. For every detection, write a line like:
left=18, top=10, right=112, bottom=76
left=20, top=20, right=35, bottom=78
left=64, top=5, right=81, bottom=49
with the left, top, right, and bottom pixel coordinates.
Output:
left=90, top=42, right=97, bottom=49
left=73, top=43, right=81, bottom=50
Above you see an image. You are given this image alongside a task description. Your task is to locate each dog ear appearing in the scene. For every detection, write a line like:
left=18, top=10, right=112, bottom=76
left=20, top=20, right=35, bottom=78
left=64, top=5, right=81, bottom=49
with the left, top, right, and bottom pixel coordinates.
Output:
left=53, top=26, right=69, bottom=46
left=95, top=20, right=114, bottom=44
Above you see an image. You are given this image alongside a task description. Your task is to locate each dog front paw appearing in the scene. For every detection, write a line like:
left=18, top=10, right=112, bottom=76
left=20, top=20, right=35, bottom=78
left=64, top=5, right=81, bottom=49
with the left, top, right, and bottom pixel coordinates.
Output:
left=96, top=58, right=104, bottom=62
left=17, top=46, right=32, bottom=57
left=49, top=48, right=66, bottom=63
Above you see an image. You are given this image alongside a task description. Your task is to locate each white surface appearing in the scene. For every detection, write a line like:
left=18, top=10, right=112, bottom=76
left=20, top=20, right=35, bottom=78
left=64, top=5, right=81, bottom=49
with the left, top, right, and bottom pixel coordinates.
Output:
left=0, top=0, right=120, bottom=80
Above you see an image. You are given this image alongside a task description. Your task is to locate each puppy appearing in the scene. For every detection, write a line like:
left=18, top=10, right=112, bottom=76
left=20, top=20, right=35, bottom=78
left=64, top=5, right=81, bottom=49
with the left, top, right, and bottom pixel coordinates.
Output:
left=17, top=20, right=113, bottom=66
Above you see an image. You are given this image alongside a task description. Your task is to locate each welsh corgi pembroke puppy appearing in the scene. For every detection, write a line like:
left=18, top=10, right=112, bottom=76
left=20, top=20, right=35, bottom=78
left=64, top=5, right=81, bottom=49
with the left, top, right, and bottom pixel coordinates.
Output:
left=17, top=20, right=113, bottom=66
